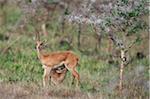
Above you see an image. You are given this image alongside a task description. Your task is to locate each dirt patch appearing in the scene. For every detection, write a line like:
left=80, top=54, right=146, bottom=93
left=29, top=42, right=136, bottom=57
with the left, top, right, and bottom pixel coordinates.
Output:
left=0, top=83, right=90, bottom=99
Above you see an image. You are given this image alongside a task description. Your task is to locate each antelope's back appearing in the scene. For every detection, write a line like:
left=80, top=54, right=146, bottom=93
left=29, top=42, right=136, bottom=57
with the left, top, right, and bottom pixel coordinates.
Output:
left=41, top=52, right=68, bottom=67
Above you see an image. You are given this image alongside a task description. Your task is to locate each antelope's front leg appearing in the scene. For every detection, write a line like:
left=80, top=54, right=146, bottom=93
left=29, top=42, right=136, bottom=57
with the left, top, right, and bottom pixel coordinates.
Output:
left=43, top=67, right=51, bottom=87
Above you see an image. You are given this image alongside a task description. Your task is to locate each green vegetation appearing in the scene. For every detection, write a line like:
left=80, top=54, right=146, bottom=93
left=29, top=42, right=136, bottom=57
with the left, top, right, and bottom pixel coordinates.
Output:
left=0, top=1, right=149, bottom=99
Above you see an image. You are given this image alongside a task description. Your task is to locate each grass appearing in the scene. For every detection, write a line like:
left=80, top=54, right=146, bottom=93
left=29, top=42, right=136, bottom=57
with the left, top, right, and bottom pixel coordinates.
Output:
left=0, top=3, right=149, bottom=99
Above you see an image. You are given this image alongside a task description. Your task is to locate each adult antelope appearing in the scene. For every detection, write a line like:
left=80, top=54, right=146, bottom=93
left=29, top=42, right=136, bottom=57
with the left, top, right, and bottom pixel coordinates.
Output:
left=36, top=40, right=80, bottom=87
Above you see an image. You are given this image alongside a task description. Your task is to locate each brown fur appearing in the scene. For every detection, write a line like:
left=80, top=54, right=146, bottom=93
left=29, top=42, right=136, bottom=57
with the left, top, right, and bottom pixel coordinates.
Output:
left=50, top=65, right=67, bottom=85
left=36, top=41, right=80, bottom=87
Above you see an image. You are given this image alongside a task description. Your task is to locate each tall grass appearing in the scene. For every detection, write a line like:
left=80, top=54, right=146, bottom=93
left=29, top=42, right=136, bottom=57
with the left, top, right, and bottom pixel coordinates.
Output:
left=0, top=4, right=149, bottom=99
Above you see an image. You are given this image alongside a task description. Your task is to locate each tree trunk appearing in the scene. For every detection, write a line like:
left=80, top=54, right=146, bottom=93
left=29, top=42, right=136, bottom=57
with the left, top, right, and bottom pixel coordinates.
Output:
left=119, top=49, right=126, bottom=92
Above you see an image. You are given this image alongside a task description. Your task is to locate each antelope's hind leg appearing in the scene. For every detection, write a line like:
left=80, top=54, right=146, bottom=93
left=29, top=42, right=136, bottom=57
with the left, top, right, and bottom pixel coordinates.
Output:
left=64, top=63, right=80, bottom=87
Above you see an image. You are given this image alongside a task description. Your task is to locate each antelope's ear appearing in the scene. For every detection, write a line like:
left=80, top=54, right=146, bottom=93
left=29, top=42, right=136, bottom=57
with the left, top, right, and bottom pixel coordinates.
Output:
left=41, top=40, right=47, bottom=45
left=43, top=39, right=48, bottom=43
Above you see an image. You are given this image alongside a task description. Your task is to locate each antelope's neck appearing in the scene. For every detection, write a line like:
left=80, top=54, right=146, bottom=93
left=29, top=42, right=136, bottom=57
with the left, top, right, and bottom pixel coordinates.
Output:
left=36, top=48, right=43, bottom=59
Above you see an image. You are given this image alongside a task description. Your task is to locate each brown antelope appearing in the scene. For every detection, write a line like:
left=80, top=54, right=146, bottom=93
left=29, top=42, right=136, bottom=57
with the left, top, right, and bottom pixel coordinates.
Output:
left=36, top=41, right=80, bottom=87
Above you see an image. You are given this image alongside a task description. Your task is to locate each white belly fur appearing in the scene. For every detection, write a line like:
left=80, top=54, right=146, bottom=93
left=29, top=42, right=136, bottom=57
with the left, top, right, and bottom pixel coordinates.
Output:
left=42, top=61, right=65, bottom=69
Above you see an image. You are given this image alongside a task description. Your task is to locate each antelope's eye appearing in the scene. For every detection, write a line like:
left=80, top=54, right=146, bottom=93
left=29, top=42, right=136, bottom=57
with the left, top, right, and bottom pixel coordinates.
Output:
left=40, top=43, right=43, bottom=45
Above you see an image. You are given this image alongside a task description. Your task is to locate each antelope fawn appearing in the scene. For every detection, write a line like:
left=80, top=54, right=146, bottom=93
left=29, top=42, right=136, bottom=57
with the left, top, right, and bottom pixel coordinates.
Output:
left=36, top=41, right=80, bottom=87
left=50, top=64, right=68, bottom=85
